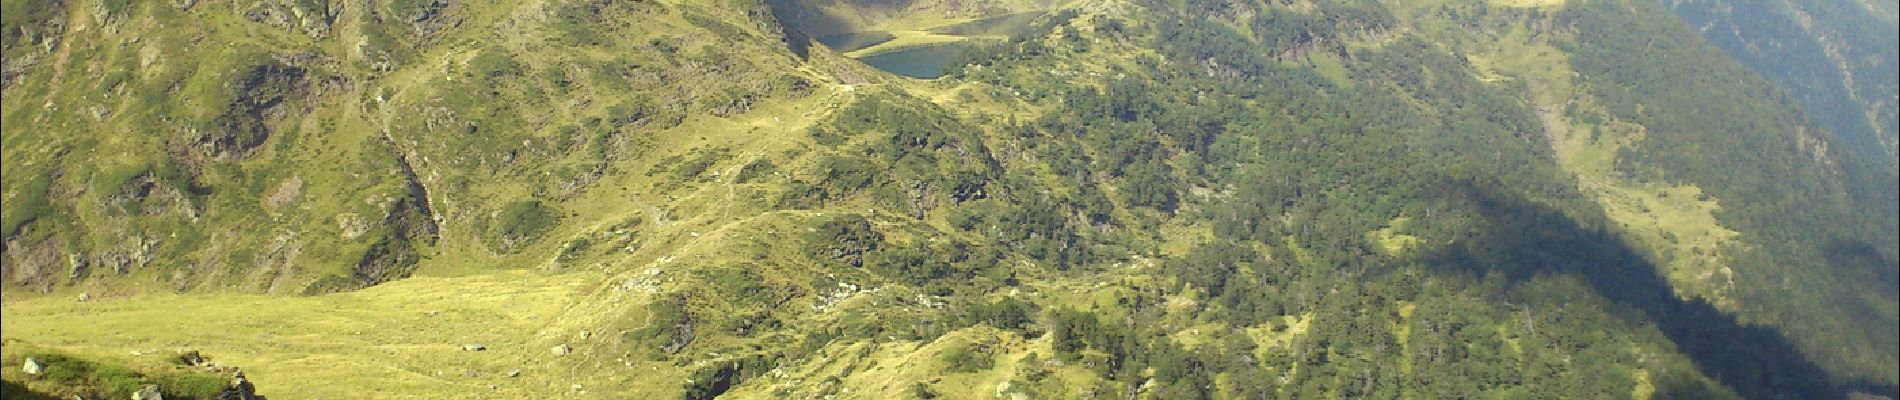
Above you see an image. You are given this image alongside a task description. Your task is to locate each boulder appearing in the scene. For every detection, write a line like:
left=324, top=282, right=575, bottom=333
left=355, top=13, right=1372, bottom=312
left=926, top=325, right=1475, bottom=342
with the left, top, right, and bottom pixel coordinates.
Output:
left=462, top=343, right=486, bottom=351
left=177, top=350, right=205, bottom=366
left=220, top=370, right=260, bottom=400
left=131, top=384, right=163, bottom=400
left=22, top=357, right=43, bottom=374
left=551, top=344, right=571, bottom=356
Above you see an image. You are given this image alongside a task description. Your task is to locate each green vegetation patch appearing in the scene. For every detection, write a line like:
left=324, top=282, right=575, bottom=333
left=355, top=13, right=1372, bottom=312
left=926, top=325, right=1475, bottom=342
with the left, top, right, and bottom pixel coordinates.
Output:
left=479, top=200, right=562, bottom=254
left=1, top=349, right=229, bottom=400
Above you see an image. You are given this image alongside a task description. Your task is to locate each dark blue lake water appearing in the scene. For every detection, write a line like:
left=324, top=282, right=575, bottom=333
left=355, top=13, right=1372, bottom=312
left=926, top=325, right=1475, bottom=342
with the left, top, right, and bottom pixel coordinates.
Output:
left=857, top=43, right=969, bottom=79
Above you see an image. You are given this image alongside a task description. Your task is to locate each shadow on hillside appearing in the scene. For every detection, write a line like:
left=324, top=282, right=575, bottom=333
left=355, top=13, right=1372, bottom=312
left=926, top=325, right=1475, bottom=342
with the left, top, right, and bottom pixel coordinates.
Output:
left=1824, top=239, right=1900, bottom=297
left=1, top=380, right=58, bottom=400
left=764, top=0, right=857, bottom=38
left=1414, top=181, right=1897, bottom=400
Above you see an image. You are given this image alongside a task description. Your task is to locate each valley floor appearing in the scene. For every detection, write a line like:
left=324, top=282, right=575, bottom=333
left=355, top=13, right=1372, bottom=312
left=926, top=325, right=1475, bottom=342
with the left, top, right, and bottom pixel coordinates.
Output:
left=2, top=271, right=599, bottom=398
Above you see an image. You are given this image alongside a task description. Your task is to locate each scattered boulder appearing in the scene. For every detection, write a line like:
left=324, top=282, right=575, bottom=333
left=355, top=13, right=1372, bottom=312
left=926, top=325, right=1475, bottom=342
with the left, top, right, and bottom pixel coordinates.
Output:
left=507, top=370, right=521, bottom=378
left=131, top=384, right=163, bottom=400
left=219, top=370, right=260, bottom=400
left=22, top=357, right=43, bottom=374
left=462, top=343, right=486, bottom=351
left=177, top=350, right=206, bottom=366
left=551, top=344, right=571, bottom=356
left=78, top=292, right=91, bottom=302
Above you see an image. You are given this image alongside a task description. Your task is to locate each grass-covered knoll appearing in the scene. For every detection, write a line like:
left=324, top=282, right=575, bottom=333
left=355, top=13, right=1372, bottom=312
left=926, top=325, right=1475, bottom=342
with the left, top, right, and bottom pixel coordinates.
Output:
left=1, top=346, right=232, bottom=400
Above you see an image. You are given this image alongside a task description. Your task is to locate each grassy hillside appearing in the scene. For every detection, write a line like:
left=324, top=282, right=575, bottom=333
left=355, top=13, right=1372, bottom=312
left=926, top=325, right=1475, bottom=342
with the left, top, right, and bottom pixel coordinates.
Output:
left=3, top=270, right=600, bottom=398
left=3, top=0, right=1895, bottom=398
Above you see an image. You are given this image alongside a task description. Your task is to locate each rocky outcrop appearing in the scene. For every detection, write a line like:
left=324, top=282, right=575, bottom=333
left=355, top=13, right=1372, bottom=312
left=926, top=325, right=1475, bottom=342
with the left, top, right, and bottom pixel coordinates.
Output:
left=177, top=350, right=206, bottom=366
left=0, top=0, right=65, bottom=90
left=195, top=60, right=310, bottom=162
left=661, top=318, right=695, bottom=354
left=88, top=235, right=162, bottom=275
left=132, top=384, right=163, bottom=400
left=214, top=371, right=262, bottom=400
left=4, top=233, right=68, bottom=292
left=681, top=355, right=776, bottom=400
left=395, top=0, right=454, bottom=38
left=350, top=228, right=424, bottom=287
left=350, top=134, right=440, bottom=287
left=22, top=357, right=43, bottom=375
left=240, top=0, right=342, bottom=39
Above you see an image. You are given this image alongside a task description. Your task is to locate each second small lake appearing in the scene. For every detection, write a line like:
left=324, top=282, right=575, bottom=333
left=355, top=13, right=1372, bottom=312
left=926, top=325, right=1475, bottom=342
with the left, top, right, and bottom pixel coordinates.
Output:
left=856, top=43, right=969, bottom=79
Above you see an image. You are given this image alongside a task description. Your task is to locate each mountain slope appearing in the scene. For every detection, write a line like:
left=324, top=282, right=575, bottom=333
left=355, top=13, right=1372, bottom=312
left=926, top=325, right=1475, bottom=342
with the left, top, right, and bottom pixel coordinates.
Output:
left=3, top=0, right=1895, bottom=398
left=1668, top=0, right=1900, bottom=167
